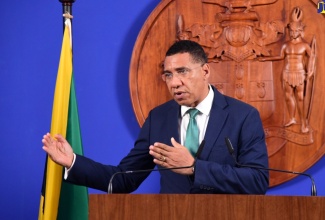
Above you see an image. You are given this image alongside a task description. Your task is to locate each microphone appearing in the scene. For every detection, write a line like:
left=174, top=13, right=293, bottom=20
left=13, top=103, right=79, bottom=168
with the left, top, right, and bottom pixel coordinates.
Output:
left=195, top=139, right=205, bottom=159
left=107, top=140, right=205, bottom=194
left=107, top=165, right=193, bottom=194
left=225, top=137, right=317, bottom=196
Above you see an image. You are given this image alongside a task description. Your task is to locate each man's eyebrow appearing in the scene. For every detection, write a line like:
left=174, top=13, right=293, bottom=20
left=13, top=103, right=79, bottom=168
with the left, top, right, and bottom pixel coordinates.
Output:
left=163, top=66, right=188, bottom=74
left=175, top=67, right=191, bottom=73
left=162, top=69, right=172, bottom=74
left=175, top=66, right=187, bottom=70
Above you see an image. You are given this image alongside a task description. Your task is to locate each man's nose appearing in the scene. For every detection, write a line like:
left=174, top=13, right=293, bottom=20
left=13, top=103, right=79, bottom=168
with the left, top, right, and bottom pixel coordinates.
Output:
left=169, top=74, right=183, bottom=87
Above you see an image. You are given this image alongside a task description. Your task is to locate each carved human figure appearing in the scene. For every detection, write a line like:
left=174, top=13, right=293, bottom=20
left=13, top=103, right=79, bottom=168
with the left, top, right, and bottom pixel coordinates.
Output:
left=259, top=7, right=315, bottom=133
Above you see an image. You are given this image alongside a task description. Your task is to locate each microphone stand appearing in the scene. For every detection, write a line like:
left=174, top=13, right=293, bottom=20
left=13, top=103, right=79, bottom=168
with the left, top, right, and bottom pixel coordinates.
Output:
left=108, top=140, right=206, bottom=194
left=107, top=165, right=193, bottom=194
left=225, top=137, right=317, bottom=196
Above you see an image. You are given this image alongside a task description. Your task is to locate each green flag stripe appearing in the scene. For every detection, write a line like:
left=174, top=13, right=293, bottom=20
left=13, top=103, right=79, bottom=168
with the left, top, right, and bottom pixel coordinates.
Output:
left=58, top=75, right=88, bottom=220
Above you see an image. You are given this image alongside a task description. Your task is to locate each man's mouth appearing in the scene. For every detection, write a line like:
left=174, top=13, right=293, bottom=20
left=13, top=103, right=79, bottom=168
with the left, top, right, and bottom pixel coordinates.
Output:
left=174, top=91, right=185, bottom=99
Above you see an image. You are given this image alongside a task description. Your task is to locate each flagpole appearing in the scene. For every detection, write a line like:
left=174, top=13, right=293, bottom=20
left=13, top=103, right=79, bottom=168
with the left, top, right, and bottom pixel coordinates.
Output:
left=57, top=2, right=89, bottom=220
left=59, top=0, right=75, bottom=29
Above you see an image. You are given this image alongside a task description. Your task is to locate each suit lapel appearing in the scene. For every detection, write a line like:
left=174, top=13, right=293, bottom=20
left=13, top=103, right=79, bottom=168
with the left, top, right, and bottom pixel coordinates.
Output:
left=200, top=88, right=229, bottom=159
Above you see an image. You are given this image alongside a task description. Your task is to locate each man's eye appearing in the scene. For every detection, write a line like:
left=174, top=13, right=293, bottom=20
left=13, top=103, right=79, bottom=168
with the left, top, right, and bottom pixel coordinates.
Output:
left=165, top=73, right=172, bottom=78
left=177, top=69, right=187, bottom=75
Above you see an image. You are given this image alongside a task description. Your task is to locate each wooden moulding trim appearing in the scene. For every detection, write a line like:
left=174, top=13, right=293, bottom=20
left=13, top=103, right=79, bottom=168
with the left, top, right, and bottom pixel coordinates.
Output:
left=129, top=0, right=174, bottom=127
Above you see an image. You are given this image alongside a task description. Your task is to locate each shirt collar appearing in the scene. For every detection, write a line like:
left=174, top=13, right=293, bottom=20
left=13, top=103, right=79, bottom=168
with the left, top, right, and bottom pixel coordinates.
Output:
left=181, top=85, right=214, bottom=117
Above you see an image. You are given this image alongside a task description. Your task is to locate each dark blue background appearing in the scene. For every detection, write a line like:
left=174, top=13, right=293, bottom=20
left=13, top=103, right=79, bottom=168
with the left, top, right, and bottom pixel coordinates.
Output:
left=1, top=1, right=324, bottom=219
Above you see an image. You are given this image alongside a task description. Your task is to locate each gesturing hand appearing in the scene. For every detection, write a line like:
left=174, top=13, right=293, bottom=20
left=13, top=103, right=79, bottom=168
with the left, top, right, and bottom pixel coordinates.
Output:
left=149, top=137, right=195, bottom=175
left=42, top=133, right=74, bottom=168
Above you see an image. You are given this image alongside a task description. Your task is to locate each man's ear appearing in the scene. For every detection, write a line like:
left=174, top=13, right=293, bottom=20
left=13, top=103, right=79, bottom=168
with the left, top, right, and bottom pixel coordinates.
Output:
left=202, top=63, right=210, bottom=78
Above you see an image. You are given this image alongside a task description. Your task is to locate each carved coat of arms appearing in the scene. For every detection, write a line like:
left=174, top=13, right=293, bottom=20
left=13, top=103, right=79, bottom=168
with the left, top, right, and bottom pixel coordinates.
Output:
left=129, top=0, right=324, bottom=187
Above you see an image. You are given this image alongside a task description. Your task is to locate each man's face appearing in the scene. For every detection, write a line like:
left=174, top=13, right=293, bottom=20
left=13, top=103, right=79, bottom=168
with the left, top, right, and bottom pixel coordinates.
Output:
left=289, top=23, right=302, bottom=39
left=162, top=53, right=210, bottom=107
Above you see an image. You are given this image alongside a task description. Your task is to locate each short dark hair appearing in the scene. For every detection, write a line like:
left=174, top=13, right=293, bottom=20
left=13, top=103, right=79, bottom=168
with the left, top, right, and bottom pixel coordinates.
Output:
left=165, top=40, right=208, bottom=64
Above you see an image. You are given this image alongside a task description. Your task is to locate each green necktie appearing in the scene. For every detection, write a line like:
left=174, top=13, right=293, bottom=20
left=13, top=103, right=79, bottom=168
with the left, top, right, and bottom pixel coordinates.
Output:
left=184, top=108, right=200, bottom=156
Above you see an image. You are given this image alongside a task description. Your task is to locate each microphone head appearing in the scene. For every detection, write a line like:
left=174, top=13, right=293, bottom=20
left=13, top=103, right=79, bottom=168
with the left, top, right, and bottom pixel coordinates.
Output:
left=225, top=137, right=235, bottom=155
left=195, top=140, right=205, bottom=159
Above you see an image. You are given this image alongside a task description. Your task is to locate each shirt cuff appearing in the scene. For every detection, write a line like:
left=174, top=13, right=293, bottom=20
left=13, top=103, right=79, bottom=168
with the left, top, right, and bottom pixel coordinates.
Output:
left=64, top=153, right=76, bottom=180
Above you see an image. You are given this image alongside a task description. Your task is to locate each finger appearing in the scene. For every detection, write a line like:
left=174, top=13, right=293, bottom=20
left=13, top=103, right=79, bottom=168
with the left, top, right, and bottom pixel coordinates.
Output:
left=153, top=142, right=168, bottom=151
left=150, top=147, right=167, bottom=162
left=150, top=144, right=167, bottom=155
left=153, top=158, right=169, bottom=168
left=171, top=137, right=182, bottom=148
left=156, top=155, right=166, bottom=162
left=55, top=134, right=67, bottom=144
left=157, top=142, right=178, bottom=158
left=149, top=145, right=158, bottom=156
left=149, top=148, right=164, bottom=160
left=42, top=133, right=53, bottom=146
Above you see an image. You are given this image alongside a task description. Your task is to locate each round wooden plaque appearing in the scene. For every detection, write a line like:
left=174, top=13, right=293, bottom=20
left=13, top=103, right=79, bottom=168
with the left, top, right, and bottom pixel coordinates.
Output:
left=129, top=0, right=325, bottom=187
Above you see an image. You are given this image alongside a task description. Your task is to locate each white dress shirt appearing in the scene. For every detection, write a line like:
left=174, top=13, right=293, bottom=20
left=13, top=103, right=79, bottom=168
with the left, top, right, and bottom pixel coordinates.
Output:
left=180, top=85, right=214, bottom=146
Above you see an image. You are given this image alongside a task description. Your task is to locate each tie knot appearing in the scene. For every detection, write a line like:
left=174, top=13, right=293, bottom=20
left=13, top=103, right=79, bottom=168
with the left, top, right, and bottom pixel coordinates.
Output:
left=187, top=108, right=199, bottom=118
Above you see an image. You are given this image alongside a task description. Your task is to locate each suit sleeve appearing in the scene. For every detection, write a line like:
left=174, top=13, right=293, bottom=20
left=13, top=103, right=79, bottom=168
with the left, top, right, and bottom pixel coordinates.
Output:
left=66, top=114, right=156, bottom=193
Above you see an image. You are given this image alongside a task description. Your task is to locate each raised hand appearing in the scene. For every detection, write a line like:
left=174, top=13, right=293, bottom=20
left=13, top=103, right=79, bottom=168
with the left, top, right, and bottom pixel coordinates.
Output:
left=42, top=133, right=74, bottom=168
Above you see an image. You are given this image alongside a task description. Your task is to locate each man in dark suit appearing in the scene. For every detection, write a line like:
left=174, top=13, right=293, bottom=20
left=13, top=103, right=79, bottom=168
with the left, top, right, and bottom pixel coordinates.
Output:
left=42, top=40, right=269, bottom=194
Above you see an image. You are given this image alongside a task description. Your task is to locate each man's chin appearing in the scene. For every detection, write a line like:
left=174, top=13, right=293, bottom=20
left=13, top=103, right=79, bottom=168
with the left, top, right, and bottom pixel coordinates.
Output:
left=174, top=98, right=191, bottom=107
left=174, top=98, right=186, bottom=105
